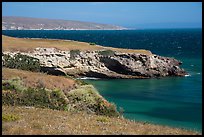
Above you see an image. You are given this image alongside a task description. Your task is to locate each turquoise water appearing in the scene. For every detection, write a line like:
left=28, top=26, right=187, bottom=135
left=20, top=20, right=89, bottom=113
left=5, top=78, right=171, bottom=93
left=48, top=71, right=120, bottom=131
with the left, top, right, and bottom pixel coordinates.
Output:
left=85, top=75, right=202, bottom=131
left=2, top=29, right=202, bottom=132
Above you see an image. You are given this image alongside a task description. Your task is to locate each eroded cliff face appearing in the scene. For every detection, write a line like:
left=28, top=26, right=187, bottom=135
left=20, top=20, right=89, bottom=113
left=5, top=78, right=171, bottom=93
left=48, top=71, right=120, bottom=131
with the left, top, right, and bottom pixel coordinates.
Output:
left=2, top=47, right=187, bottom=78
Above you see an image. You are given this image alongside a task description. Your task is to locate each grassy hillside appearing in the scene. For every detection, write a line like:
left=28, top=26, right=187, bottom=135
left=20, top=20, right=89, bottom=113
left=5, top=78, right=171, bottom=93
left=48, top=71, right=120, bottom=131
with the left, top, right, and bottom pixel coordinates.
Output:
left=2, top=68, right=76, bottom=91
left=2, top=68, right=119, bottom=116
left=1, top=68, right=200, bottom=135
left=2, top=35, right=152, bottom=55
left=2, top=106, right=199, bottom=135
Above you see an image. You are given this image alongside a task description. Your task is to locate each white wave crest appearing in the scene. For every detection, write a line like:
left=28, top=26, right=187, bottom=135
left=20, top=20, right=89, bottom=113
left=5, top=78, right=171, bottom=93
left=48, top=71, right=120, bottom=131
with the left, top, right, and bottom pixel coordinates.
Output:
left=185, top=74, right=191, bottom=77
left=77, top=77, right=100, bottom=80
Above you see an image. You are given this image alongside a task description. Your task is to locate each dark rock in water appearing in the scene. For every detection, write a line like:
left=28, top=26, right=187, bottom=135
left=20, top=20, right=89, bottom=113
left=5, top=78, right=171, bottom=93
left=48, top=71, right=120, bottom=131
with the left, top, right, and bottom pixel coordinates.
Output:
left=2, top=48, right=188, bottom=79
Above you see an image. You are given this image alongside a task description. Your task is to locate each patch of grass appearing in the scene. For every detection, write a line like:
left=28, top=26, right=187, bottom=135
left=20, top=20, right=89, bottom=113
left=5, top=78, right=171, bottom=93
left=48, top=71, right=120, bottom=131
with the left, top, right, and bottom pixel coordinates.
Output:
left=2, top=68, right=76, bottom=95
left=96, top=116, right=110, bottom=123
left=31, top=122, right=43, bottom=129
left=75, top=79, right=89, bottom=86
left=98, top=50, right=115, bottom=57
left=2, top=77, right=26, bottom=92
left=2, top=105, right=199, bottom=135
left=2, top=87, right=69, bottom=111
left=70, top=50, right=80, bottom=60
left=64, top=74, right=75, bottom=80
left=3, top=35, right=152, bottom=55
left=36, top=79, right=45, bottom=89
left=89, top=42, right=96, bottom=45
left=2, top=78, right=69, bottom=111
left=2, top=113, right=20, bottom=122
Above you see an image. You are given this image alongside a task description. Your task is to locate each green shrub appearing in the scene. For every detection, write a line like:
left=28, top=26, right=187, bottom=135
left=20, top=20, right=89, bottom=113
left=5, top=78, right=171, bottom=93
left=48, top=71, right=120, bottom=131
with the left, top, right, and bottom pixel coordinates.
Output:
left=2, top=113, right=20, bottom=122
left=67, top=85, right=119, bottom=117
left=3, top=53, right=40, bottom=72
left=89, top=42, right=96, bottom=45
left=70, top=50, right=80, bottom=60
left=2, top=78, right=69, bottom=111
left=48, top=89, right=68, bottom=110
left=75, top=79, right=89, bottom=86
left=2, top=77, right=26, bottom=92
left=2, top=82, right=15, bottom=91
left=22, top=87, right=50, bottom=107
left=94, top=98, right=119, bottom=117
left=98, top=50, right=115, bottom=57
left=2, top=78, right=120, bottom=117
left=96, top=116, right=110, bottom=123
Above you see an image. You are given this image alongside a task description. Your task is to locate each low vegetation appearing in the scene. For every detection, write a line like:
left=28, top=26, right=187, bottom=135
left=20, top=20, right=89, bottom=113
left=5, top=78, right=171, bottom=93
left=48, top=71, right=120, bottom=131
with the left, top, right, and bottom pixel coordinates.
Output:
left=3, top=53, right=40, bottom=72
left=75, top=79, right=89, bottom=86
left=2, top=106, right=200, bottom=135
left=67, top=85, right=119, bottom=117
left=70, top=49, right=81, bottom=60
left=96, top=116, right=110, bottom=123
left=89, top=42, right=96, bottom=45
left=2, top=35, right=152, bottom=55
left=2, top=80, right=69, bottom=111
left=98, top=50, right=115, bottom=57
left=2, top=113, right=20, bottom=122
left=2, top=68, right=119, bottom=117
left=2, top=68, right=76, bottom=92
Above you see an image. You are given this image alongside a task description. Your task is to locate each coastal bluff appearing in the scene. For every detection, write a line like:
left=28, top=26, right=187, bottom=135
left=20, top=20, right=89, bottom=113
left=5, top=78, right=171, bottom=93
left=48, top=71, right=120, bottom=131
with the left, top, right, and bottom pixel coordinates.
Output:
left=2, top=35, right=187, bottom=79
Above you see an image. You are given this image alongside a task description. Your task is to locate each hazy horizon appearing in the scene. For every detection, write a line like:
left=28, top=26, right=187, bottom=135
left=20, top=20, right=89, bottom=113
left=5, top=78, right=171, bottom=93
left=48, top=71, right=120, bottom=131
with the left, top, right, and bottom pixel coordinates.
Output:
left=2, top=2, right=202, bottom=29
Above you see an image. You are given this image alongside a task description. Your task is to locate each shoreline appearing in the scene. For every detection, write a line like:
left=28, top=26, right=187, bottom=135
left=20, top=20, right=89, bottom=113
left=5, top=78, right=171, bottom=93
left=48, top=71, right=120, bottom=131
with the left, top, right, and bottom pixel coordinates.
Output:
left=2, top=35, right=197, bottom=134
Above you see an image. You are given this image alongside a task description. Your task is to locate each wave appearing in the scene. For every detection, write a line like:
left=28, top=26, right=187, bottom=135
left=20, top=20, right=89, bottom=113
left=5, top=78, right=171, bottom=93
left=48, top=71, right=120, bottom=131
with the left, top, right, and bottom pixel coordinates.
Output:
left=185, top=72, right=201, bottom=76
left=76, top=77, right=100, bottom=80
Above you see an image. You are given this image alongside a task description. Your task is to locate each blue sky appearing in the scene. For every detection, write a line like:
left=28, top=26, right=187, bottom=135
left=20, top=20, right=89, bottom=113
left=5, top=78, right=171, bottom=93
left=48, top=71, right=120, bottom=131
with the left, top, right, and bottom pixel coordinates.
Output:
left=2, top=2, right=202, bottom=29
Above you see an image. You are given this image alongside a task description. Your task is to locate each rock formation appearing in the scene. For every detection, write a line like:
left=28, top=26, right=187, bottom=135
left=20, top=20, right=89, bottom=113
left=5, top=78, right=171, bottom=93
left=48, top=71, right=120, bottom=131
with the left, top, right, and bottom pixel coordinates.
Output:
left=2, top=47, right=188, bottom=79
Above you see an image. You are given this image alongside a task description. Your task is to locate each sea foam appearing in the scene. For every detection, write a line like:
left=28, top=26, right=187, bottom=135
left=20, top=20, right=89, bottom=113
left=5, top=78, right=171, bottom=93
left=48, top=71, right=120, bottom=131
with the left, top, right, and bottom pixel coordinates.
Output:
left=76, top=77, right=100, bottom=80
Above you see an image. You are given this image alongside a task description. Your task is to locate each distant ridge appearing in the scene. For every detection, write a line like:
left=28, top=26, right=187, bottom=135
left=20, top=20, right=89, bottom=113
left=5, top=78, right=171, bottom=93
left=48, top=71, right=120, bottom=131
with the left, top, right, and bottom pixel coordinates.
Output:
left=2, top=16, right=127, bottom=30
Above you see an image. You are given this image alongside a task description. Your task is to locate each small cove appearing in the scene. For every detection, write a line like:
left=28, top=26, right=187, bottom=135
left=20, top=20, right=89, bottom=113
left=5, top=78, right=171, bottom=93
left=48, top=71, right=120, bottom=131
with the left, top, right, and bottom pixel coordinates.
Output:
left=2, top=29, right=202, bottom=132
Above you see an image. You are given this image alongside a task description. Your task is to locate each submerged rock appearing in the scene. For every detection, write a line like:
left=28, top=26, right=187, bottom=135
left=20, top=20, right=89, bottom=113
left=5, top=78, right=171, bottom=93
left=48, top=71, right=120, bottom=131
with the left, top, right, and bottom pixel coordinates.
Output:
left=2, top=48, right=188, bottom=79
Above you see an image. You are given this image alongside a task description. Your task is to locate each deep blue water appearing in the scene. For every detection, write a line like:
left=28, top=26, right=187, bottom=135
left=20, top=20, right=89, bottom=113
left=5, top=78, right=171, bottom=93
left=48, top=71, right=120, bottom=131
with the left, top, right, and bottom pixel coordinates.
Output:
left=2, top=29, right=202, bottom=132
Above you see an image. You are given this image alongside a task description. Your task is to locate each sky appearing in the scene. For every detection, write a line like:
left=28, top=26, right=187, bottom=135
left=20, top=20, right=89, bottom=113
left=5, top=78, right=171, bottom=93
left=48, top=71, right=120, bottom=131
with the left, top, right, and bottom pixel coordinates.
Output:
left=2, top=2, right=202, bottom=29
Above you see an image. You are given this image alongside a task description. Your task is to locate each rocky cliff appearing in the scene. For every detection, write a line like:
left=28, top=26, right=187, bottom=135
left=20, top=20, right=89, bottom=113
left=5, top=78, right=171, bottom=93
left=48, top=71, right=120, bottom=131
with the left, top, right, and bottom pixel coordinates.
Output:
left=2, top=47, right=187, bottom=79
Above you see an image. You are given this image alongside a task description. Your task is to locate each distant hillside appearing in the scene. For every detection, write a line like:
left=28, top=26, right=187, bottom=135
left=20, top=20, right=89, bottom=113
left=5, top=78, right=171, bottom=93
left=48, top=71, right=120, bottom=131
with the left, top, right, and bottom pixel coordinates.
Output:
left=2, top=16, right=127, bottom=30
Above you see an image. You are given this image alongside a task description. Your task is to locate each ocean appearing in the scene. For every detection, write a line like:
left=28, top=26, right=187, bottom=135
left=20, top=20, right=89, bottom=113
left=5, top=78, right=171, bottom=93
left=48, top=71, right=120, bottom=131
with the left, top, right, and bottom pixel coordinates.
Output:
left=2, top=29, right=202, bottom=132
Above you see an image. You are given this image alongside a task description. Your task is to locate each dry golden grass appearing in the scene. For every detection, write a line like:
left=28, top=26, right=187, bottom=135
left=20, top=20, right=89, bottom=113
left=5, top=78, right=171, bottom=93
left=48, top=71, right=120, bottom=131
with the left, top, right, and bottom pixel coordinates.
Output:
left=2, top=35, right=152, bottom=55
left=2, top=68, right=76, bottom=91
left=2, top=105, right=200, bottom=135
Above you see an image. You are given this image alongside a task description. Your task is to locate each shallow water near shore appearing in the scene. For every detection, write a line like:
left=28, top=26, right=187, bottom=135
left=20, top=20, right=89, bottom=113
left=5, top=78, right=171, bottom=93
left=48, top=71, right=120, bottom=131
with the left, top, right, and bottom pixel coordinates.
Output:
left=85, top=74, right=202, bottom=132
left=2, top=29, right=202, bottom=132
